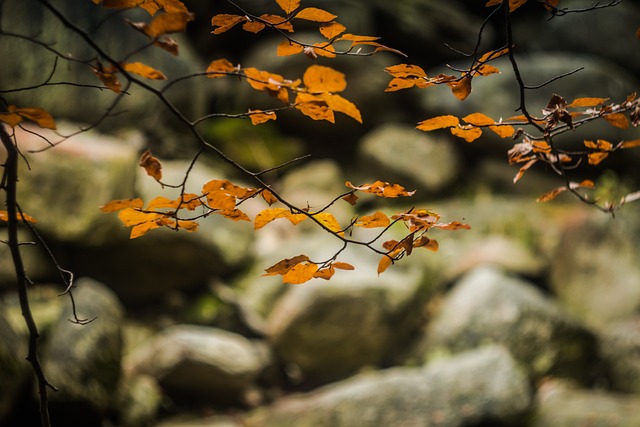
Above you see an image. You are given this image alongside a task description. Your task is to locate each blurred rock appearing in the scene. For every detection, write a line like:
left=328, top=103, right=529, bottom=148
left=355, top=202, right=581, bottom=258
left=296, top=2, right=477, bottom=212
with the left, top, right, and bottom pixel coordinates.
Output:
left=116, top=374, right=164, bottom=427
left=245, top=345, right=531, bottom=427
left=531, top=378, right=640, bottom=427
left=422, top=266, right=600, bottom=384
left=549, top=205, right=640, bottom=325
left=598, top=317, right=640, bottom=394
left=124, top=325, right=271, bottom=406
left=0, top=229, right=54, bottom=290
left=43, top=278, right=125, bottom=426
left=357, top=123, right=461, bottom=197
left=7, top=123, right=140, bottom=245
left=0, top=307, right=29, bottom=425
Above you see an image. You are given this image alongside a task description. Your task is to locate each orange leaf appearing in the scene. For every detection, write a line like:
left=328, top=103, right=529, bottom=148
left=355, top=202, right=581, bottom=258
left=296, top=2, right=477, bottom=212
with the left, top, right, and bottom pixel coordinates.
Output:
left=146, top=12, right=193, bottom=38
left=261, top=189, right=279, bottom=205
left=177, top=220, right=199, bottom=232
left=0, top=210, right=38, bottom=223
left=259, top=14, right=294, bottom=32
left=295, top=93, right=334, bottom=122
left=413, top=236, right=438, bottom=252
left=294, top=7, right=337, bottom=22
left=448, top=75, right=472, bottom=101
left=93, top=61, right=121, bottom=93
left=206, top=58, right=236, bottom=78
left=242, top=20, right=266, bottom=33
left=154, top=37, right=179, bottom=55
left=264, top=254, right=310, bottom=276
left=513, top=158, right=537, bottom=183
left=244, top=67, right=286, bottom=93
left=336, top=33, right=380, bottom=44
left=100, top=198, right=144, bottom=212
left=277, top=41, right=304, bottom=56
left=377, top=255, right=393, bottom=275
left=355, top=211, right=390, bottom=228
left=123, top=62, right=167, bottom=80
left=139, top=149, right=162, bottom=181
left=342, top=193, right=358, bottom=205
left=254, top=208, right=307, bottom=230
left=568, top=97, right=608, bottom=107
left=333, top=262, right=354, bottom=270
left=478, top=47, right=510, bottom=63
left=211, top=14, right=246, bottom=34
left=621, top=139, right=640, bottom=149
left=146, top=196, right=180, bottom=210
left=477, top=64, right=500, bottom=76
left=313, top=267, right=335, bottom=280
left=450, top=126, right=483, bottom=142
left=0, top=112, right=23, bottom=127
left=282, top=262, right=319, bottom=284
left=275, top=0, right=300, bottom=14
left=311, top=43, right=337, bottom=58
left=345, top=180, right=416, bottom=198
left=416, top=115, right=460, bottom=131
left=216, top=209, right=251, bottom=222
left=536, top=180, right=595, bottom=203
left=320, top=93, right=362, bottom=123
left=249, top=109, right=277, bottom=125
left=462, top=112, right=495, bottom=126
left=431, top=221, right=471, bottom=230
left=604, top=113, right=629, bottom=129
left=384, top=64, right=427, bottom=78
left=303, top=65, right=346, bottom=93
left=320, top=22, right=346, bottom=39
left=489, top=124, right=515, bottom=138
left=11, top=107, right=56, bottom=129
left=385, top=77, right=420, bottom=92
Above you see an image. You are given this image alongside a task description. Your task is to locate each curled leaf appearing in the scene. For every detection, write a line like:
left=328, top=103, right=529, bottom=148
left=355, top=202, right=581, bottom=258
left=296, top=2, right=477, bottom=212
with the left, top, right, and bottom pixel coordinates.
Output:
left=139, top=149, right=163, bottom=181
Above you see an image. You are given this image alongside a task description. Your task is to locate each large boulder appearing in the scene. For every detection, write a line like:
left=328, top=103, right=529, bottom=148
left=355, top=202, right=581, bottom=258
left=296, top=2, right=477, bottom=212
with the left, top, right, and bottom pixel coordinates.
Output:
left=246, top=345, right=531, bottom=427
left=422, top=266, right=601, bottom=384
left=357, top=123, right=461, bottom=197
left=549, top=205, right=640, bottom=325
left=597, top=317, right=640, bottom=394
left=124, top=325, right=271, bottom=406
left=43, top=278, right=125, bottom=426
left=530, top=378, right=640, bottom=427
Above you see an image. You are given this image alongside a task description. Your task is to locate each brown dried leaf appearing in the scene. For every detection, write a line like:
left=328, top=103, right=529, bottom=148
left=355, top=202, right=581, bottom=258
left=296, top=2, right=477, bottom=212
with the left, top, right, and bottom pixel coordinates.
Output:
left=139, top=149, right=162, bottom=181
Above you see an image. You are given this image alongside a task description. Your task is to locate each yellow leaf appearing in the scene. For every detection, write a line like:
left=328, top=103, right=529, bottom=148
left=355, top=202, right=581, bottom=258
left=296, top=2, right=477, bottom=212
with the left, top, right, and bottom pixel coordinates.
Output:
left=146, top=12, right=193, bottom=38
left=0, top=210, right=38, bottom=223
left=303, top=65, right=346, bottom=93
left=259, top=14, right=294, bottom=32
left=129, top=220, right=163, bottom=239
left=242, top=20, right=266, bottom=33
left=294, top=7, right=337, bottom=22
left=123, top=62, right=167, bottom=80
left=313, top=212, right=343, bottom=235
left=320, top=22, right=346, bottom=39
left=417, top=115, right=459, bottom=131
left=320, top=93, right=362, bottom=123
left=604, top=113, right=629, bottom=129
left=450, top=126, right=483, bottom=142
left=277, top=41, right=304, bottom=56
left=568, top=97, right=608, bottom=107
left=206, top=58, right=236, bottom=78
left=295, top=93, right=334, bottom=122
left=282, top=262, right=319, bottom=284
left=117, top=208, right=159, bottom=227
left=275, top=0, right=300, bottom=14
left=313, top=267, right=335, bottom=280
left=211, top=14, right=247, bottom=34
left=100, top=198, right=144, bottom=212
left=355, top=211, right=390, bottom=228
left=139, top=149, right=162, bottom=181
left=249, top=109, right=277, bottom=125
left=254, top=208, right=307, bottom=230
left=310, top=43, right=337, bottom=58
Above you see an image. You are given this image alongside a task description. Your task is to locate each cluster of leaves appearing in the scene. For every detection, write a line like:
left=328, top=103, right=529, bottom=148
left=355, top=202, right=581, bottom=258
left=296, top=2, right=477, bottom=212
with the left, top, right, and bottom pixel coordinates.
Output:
left=383, top=0, right=639, bottom=211
left=102, top=151, right=469, bottom=284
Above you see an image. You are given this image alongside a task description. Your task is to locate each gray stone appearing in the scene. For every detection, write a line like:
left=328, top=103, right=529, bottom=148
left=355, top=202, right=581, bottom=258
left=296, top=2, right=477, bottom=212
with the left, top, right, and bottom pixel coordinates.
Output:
left=358, top=123, right=461, bottom=196
left=549, top=204, right=640, bottom=325
left=424, top=266, right=600, bottom=384
left=116, top=374, right=164, bottom=427
left=0, top=307, right=30, bottom=424
left=530, top=378, right=640, bottom=427
left=69, top=159, right=257, bottom=303
left=9, top=123, right=140, bottom=245
left=0, top=229, right=55, bottom=290
left=598, top=317, right=640, bottom=394
left=124, top=325, right=270, bottom=405
left=43, top=278, right=125, bottom=423
left=264, top=230, right=436, bottom=387
left=245, top=345, right=531, bottom=427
